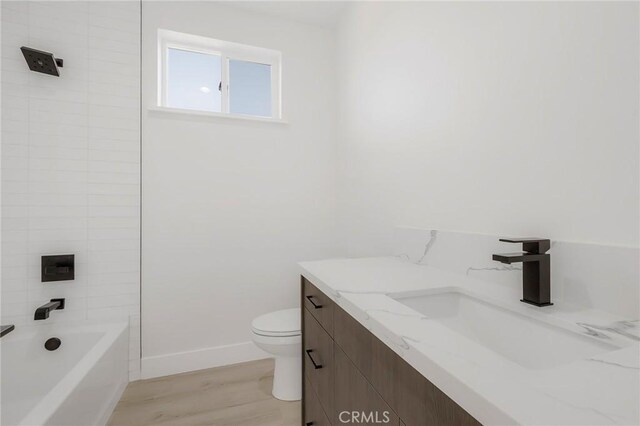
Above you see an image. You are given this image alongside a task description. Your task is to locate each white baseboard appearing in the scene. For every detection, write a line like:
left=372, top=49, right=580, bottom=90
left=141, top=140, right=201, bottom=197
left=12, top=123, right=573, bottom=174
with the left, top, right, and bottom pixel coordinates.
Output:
left=141, top=341, right=270, bottom=379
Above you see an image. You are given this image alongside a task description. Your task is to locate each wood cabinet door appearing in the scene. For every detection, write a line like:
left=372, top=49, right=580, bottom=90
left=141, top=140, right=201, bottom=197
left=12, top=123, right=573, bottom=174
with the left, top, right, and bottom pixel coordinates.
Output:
left=334, top=304, right=400, bottom=412
left=334, top=345, right=400, bottom=426
left=303, top=308, right=335, bottom=417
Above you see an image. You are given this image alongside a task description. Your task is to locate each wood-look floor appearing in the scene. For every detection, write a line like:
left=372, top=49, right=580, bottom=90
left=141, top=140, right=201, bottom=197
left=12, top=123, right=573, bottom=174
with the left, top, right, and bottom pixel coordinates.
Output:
left=108, top=359, right=300, bottom=426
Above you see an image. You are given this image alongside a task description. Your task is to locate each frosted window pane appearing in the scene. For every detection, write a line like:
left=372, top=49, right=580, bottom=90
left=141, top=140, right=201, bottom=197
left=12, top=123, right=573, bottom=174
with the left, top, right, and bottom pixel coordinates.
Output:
left=167, top=48, right=221, bottom=112
left=229, top=60, right=272, bottom=117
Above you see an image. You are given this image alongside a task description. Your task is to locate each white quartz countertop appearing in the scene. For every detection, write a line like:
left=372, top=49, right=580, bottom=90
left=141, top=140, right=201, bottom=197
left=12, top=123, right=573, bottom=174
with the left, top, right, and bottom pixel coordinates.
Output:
left=299, top=257, right=640, bottom=426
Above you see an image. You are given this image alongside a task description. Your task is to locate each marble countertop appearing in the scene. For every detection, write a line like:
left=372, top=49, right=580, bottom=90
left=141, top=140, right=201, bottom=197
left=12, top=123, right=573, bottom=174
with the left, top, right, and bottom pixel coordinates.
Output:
left=299, top=256, right=640, bottom=426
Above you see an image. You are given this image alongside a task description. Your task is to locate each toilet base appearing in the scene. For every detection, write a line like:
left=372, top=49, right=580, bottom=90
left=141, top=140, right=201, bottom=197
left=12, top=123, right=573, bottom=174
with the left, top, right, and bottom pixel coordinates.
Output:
left=271, top=355, right=301, bottom=401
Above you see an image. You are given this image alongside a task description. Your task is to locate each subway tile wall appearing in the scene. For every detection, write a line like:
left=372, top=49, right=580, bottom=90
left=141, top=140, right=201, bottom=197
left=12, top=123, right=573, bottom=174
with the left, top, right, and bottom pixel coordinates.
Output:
left=1, top=1, right=141, bottom=379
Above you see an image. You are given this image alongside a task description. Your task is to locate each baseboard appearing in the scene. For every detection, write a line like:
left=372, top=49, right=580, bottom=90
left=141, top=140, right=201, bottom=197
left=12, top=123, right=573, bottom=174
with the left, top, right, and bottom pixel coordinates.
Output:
left=141, top=341, right=269, bottom=379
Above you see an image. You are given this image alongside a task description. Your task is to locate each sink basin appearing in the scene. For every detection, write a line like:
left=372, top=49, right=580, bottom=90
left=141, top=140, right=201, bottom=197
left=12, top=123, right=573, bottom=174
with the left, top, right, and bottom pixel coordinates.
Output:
left=391, top=291, right=616, bottom=369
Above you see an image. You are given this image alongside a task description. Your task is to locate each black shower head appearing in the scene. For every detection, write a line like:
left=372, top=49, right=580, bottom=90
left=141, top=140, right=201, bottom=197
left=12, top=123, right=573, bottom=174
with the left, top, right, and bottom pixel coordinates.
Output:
left=20, top=46, right=63, bottom=77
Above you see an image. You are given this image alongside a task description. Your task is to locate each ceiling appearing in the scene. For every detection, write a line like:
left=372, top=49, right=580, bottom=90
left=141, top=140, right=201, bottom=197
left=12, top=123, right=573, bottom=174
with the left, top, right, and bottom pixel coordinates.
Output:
left=224, top=1, right=348, bottom=28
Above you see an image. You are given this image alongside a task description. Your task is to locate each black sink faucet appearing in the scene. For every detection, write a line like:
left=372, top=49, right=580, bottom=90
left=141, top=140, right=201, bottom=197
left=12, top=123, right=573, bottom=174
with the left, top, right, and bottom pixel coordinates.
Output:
left=34, top=298, right=65, bottom=320
left=492, top=238, right=552, bottom=307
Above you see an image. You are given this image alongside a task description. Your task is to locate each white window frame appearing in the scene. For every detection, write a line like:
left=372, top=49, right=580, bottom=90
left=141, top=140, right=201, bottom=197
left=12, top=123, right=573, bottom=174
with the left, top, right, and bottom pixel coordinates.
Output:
left=158, top=29, right=282, bottom=119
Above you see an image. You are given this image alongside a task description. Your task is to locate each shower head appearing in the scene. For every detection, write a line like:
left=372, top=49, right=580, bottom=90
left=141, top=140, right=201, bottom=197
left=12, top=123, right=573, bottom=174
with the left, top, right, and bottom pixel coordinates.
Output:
left=20, top=46, right=63, bottom=77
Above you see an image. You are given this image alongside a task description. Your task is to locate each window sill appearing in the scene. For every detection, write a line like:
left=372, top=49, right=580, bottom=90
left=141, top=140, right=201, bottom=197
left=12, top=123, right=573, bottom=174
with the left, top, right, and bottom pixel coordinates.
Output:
left=148, top=106, right=288, bottom=124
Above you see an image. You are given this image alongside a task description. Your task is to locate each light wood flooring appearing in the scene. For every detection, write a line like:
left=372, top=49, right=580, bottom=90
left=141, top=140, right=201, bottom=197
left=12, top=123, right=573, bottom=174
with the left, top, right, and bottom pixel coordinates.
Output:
left=108, top=359, right=300, bottom=426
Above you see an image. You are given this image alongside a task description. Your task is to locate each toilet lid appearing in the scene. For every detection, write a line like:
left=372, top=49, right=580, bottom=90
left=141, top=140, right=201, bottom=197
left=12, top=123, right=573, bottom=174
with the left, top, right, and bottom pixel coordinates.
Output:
left=251, top=308, right=300, bottom=337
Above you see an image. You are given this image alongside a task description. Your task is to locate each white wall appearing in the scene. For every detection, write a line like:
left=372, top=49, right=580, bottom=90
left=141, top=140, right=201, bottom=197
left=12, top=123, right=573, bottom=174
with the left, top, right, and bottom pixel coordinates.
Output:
left=141, top=2, right=342, bottom=377
left=1, top=2, right=141, bottom=378
left=336, top=2, right=640, bottom=257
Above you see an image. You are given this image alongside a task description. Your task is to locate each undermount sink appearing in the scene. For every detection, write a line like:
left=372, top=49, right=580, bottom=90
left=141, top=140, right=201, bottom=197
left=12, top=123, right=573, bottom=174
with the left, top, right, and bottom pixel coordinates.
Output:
left=391, top=291, right=616, bottom=370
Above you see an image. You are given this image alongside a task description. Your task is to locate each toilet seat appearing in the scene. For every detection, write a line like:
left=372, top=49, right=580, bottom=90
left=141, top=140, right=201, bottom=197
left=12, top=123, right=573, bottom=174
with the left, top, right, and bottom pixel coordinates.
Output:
left=251, top=308, right=300, bottom=337
left=251, top=332, right=301, bottom=347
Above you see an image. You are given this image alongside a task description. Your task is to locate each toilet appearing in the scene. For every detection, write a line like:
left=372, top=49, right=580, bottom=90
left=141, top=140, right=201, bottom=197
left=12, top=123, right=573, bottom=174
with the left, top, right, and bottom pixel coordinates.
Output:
left=251, top=308, right=301, bottom=401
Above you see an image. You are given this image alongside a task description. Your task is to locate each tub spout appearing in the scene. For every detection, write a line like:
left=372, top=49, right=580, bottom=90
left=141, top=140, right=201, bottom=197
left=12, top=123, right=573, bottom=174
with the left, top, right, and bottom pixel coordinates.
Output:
left=0, top=324, right=15, bottom=338
left=34, top=299, right=65, bottom=320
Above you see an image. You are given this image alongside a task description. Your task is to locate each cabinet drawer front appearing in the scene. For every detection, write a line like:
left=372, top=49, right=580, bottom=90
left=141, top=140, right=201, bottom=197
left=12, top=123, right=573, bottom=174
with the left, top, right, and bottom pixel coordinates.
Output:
left=303, top=278, right=334, bottom=336
left=334, top=344, right=400, bottom=426
left=303, top=308, right=334, bottom=417
left=304, top=378, right=331, bottom=426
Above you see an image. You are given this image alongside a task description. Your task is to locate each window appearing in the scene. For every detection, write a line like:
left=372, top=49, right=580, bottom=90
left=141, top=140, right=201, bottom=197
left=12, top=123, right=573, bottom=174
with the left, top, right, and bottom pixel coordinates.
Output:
left=158, top=29, right=282, bottom=119
left=167, top=48, right=222, bottom=112
left=229, top=59, right=272, bottom=117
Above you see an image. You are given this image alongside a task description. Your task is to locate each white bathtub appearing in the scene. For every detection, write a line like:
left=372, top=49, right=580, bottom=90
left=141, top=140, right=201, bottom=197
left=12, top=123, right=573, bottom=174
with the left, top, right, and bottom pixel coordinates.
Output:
left=0, top=322, right=129, bottom=426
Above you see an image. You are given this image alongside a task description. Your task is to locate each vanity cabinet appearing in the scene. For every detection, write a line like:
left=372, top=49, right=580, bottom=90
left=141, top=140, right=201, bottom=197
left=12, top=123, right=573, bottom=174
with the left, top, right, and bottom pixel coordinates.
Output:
left=301, top=277, right=481, bottom=426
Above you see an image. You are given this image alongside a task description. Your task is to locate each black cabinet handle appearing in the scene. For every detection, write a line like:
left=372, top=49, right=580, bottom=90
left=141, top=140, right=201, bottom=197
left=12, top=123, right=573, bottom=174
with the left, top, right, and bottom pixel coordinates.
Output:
left=305, top=295, right=323, bottom=309
left=306, top=423, right=314, bottom=426
left=305, top=349, right=323, bottom=369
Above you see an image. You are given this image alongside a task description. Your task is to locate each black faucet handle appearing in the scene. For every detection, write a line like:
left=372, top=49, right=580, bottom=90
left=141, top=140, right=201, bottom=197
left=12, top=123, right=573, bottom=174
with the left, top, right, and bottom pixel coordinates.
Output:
left=499, top=238, right=550, bottom=254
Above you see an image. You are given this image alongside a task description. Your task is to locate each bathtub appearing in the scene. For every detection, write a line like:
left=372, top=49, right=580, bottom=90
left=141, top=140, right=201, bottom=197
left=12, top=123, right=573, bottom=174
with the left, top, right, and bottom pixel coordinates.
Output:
left=1, top=322, right=129, bottom=426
